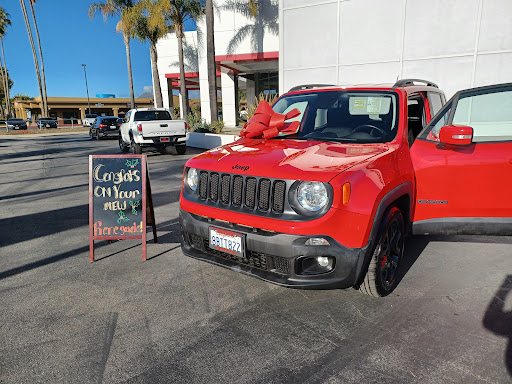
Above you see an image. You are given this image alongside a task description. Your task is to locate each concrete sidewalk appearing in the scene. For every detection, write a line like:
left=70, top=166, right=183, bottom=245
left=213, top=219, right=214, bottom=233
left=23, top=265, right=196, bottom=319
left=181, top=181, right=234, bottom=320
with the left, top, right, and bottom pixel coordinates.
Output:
left=221, top=125, right=242, bottom=135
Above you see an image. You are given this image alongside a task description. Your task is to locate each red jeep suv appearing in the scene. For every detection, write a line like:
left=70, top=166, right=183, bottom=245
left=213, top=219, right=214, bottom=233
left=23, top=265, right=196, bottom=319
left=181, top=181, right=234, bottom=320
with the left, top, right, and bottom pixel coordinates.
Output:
left=180, top=80, right=512, bottom=297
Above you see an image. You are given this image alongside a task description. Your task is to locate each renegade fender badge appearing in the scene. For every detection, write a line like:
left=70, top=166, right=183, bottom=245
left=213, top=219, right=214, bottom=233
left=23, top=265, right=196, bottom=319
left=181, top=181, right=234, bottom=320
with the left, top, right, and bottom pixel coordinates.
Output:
left=418, top=200, right=448, bottom=204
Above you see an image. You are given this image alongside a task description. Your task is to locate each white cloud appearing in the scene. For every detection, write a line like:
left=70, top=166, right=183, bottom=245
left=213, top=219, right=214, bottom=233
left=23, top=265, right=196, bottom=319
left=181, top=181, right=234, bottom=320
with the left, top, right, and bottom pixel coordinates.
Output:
left=143, top=85, right=153, bottom=94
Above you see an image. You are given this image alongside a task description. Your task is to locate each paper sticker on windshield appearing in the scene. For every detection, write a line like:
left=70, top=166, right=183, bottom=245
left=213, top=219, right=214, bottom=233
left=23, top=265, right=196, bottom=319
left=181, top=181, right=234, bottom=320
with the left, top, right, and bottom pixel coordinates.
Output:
left=350, top=96, right=391, bottom=115
left=367, top=97, right=383, bottom=114
left=353, top=98, right=366, bottom=109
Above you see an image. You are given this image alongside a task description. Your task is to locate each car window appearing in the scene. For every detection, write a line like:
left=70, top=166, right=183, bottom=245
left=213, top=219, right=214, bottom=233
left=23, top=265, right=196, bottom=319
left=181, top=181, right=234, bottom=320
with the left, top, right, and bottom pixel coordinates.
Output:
left=452, top=89, right=512, bottom=142
left=428, top=92, right=444, bottom=118
left=418, top=100, right=452, bottom=142
left=134, top=110, right=172, bottom=121
left=101, top=118, right=118, bottom=125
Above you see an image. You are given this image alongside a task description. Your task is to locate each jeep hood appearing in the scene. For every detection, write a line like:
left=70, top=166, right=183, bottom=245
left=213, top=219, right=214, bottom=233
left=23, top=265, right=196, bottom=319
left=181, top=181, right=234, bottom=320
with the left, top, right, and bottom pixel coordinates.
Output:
left=186, top=138, right=389, bottom=182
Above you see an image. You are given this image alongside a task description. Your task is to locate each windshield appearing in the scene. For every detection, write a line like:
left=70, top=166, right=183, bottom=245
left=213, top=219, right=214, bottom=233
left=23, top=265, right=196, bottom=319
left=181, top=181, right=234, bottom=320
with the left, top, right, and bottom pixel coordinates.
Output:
left=8, top=119, right=24, bottom=122
left=85, top=114, right=98, bottom=118
left=39, top=118, right=54, bottom=121
left=134, top=110, right=172, bottom=121
left=272, top=91, right=398, bottom=143
left=100, top=118, right=118, bottom=124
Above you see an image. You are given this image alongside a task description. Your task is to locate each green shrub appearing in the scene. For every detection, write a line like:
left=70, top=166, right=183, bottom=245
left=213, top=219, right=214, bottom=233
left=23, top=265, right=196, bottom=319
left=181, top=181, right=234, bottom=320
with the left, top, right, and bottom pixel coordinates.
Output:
left=186, top=113, right=225, bottom=134
left=193, top=121, right=211, bottom=132
left=210, top=120, right=224, bottom=134
left=186, top=113, right=203, bottom=131
left=246, top=92, right=279, bottom=120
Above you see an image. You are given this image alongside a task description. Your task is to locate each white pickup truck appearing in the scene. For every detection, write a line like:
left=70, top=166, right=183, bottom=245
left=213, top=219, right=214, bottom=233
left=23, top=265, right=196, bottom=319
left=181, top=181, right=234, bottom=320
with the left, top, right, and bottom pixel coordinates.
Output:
left=119, top=108, right=188, bottom=154
left=82, top=114, right=98, bottom=127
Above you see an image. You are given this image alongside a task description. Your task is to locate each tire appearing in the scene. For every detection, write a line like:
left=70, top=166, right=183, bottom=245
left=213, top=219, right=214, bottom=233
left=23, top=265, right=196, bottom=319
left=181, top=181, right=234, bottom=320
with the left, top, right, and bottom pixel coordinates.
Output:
left=119, top=134, right=129, bottom=152
left=95, top=131, right=100, bottom=140
left=89, top=129, right=93, bottom=139
left=130, top=137, right=142, bottom=154
left=359, top=206, right=405, bottom=297
left=175, top=144, right=186, bottom=155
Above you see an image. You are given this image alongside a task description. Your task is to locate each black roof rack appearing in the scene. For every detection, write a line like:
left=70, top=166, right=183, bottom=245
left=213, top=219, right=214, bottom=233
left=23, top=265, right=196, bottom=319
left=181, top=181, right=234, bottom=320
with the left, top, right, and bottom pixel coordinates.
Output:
left=392, top=79, right=438, bottom=89
left=288, top=84, right=335, bottom=92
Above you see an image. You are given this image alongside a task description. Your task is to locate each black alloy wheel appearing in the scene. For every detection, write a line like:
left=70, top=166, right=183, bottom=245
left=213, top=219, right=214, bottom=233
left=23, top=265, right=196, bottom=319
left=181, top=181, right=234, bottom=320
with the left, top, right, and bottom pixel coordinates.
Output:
left=359, top=206, right=405, bottom=297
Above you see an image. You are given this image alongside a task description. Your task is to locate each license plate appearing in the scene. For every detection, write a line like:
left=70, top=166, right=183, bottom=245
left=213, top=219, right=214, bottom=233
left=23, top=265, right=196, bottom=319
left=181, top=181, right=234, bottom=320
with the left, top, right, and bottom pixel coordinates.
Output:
left=110, top=125, right=116, bottom=129
left=209, top=227, right=244, bottom=257
left=46, top=124, right=50, bottom=127
left=160, top=137, right=170, bottom=142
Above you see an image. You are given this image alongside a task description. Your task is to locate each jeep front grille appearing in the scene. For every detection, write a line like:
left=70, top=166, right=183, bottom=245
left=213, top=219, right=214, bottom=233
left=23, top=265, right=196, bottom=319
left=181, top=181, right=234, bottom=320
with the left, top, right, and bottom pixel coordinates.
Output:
left=197, top=171, right=287, bottom=215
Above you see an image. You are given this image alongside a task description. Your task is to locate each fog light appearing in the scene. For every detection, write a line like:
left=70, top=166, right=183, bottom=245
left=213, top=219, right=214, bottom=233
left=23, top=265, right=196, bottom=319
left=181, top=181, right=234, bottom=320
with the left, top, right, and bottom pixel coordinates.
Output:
left=299, top=256, right=335, bottom=275
left=316, top=256, right=329, bottom=267
left=305, top=238, right=330, bottom=246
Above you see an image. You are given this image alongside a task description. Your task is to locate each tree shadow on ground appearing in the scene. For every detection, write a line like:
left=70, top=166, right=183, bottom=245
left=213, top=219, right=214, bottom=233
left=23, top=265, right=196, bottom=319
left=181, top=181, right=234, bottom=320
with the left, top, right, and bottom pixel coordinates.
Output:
left=483, top=274, right=512, bottom=377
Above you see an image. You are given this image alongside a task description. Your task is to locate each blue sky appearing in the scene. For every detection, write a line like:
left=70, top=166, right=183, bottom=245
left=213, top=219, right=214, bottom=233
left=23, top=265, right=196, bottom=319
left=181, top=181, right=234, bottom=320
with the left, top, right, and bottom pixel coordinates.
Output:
left=3, top=0, right=195, bottom=99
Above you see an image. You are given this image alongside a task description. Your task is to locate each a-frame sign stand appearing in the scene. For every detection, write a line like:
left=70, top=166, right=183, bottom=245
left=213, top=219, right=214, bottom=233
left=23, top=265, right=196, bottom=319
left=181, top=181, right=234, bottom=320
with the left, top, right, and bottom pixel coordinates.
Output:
left=89, top=154, right=157, bottom=262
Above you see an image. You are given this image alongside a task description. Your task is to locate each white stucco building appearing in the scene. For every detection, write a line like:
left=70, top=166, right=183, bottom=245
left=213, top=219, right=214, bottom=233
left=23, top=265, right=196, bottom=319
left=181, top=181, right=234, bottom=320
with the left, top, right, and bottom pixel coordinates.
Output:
left=155, top=0, right=279, bottom=125
left=280, top=0, right=512, bottom=99
left=155, top=0, right=512, bottom=125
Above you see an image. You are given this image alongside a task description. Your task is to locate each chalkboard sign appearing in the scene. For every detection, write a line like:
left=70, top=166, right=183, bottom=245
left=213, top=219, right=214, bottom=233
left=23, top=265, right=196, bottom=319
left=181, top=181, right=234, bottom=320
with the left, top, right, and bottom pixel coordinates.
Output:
left=89, top=154, right=157, bottom=261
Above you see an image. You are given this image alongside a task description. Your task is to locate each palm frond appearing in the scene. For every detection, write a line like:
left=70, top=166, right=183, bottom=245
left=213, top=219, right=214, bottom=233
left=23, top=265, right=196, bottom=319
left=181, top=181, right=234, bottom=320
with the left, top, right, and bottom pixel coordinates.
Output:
left=226, top=24, right=253, bottom=55
left=0, top=7, right=12, bottom=38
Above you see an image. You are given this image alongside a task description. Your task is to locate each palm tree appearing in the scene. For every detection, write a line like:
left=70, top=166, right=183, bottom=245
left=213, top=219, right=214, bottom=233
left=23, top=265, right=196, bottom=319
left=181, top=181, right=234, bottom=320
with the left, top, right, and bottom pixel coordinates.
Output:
left=205, top=0, right=217, bottom=122
left=164, top=0, right=203, bottom=117
left=28, top=0, right=48, bottom=117
left=0, top=7, right=12, bottom=118
left=89, top=0, right=136, bottom=108
left=19, top=0, right=45, bottom=118
left=0, top=68, right=12, bottom=120
left=123, top=0, right=171, bottom=108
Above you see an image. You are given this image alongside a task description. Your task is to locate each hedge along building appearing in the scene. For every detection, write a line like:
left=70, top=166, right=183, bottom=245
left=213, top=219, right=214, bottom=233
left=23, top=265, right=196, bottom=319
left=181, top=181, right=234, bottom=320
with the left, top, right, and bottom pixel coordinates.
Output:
left=279, top=0, right=512, bottom=99
left=154, top=0, right=279, bottom=126
left=13, top=96, right=155, bottom=122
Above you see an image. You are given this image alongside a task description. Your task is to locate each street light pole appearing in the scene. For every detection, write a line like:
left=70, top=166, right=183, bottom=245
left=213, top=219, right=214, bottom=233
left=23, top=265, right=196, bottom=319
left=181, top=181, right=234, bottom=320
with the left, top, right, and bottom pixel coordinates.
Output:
left=82, top=64, right=91, bottom=115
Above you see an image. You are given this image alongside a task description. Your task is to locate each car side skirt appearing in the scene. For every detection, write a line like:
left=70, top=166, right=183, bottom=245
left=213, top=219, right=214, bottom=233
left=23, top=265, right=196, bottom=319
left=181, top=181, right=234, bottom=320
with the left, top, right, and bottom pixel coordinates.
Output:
left=412, top=217, right=512, bottom=236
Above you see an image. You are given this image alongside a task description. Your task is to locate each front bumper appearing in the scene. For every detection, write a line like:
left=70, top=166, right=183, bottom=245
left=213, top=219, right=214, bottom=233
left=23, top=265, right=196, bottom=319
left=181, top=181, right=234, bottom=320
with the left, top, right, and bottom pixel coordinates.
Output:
left=180, top=209, right=367, bottom=289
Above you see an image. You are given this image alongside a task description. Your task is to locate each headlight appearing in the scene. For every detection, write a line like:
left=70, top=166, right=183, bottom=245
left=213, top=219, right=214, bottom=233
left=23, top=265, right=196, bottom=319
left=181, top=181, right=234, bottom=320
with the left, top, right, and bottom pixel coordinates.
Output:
left=297, top=181, right=328, bottom=211
left=186, top=168, right=199, bottom=191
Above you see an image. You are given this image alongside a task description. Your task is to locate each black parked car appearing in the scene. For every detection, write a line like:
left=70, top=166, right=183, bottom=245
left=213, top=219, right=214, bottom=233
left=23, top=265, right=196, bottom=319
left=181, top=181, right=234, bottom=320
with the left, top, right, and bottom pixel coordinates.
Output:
left=37, top=117, right=58, bottom=129
left=89, top=116, right=120, bottom=140
left=6, top=118, right=27, bottom=130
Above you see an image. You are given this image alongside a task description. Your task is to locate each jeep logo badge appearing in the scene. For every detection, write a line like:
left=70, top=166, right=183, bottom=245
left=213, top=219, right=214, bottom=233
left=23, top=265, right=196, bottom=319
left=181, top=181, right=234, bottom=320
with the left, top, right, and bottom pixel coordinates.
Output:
left=232, top=164, right=250, bottom=171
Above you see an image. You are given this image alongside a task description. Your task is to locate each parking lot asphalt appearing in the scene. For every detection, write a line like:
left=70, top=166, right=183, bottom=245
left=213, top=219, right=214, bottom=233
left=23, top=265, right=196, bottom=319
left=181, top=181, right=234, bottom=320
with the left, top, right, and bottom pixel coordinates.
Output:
left=0, top=133, right=511, bottom=383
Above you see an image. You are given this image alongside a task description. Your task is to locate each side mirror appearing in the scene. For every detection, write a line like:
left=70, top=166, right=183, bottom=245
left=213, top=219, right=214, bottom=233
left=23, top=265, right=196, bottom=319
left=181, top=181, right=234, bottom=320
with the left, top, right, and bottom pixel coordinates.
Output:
left=439, top=125, right=473, bottom=146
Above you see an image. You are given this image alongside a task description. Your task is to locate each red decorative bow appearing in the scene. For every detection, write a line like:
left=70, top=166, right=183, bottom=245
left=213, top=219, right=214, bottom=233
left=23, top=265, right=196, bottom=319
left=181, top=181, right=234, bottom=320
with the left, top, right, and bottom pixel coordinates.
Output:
left=239, top=100, right=301, bottom=140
